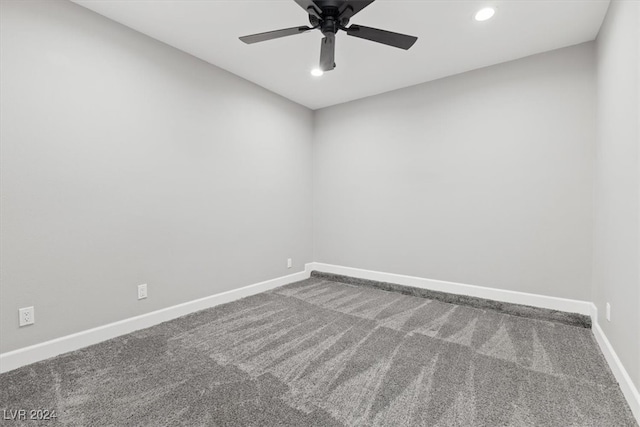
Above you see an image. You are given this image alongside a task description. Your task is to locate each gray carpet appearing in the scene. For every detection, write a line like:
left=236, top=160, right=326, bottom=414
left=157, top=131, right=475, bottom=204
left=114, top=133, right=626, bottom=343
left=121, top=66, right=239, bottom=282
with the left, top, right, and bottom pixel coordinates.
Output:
left=0, top=276, right=636, bottom=426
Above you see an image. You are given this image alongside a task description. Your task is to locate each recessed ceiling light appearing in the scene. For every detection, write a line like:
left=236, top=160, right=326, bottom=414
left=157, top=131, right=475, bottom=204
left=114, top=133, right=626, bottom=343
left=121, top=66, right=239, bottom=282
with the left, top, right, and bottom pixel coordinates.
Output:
left=475, top=7, right=495, bottom=22
left=311, top=68, right=324, bottom=77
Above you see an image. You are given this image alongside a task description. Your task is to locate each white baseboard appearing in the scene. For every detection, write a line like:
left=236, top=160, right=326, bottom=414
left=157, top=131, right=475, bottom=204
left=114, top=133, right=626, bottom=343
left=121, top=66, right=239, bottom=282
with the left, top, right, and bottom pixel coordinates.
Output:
left=307, top=262, right=592, bottom=315
left=0, top=270, right=310, bottom=374
left=591, top=305, right=640, bottom=422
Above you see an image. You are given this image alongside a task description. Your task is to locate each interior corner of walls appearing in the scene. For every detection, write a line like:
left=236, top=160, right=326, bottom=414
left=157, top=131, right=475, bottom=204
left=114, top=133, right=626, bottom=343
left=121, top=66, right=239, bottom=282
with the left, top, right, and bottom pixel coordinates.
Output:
left=304, top=262, right=318, bottom=275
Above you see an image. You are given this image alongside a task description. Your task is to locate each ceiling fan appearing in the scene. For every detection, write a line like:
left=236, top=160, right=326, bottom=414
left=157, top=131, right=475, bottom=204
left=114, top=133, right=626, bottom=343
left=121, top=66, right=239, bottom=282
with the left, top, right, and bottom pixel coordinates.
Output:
left=239, top=0, right=418, bottom=72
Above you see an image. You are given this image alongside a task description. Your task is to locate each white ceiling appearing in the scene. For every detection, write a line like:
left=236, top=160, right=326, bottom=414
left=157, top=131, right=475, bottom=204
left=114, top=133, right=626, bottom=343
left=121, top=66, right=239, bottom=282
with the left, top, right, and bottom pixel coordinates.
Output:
left=73, top=0, right=610, bottom=110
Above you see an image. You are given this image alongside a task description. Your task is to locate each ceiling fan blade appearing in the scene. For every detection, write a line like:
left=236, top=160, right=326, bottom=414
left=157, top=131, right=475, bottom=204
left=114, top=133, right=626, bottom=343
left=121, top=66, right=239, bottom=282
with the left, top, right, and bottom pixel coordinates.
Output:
left=346, top=25, right=417, bottom=50
left=239, top=26, right=313, bottom=44
left=319, top=33, right=336, bottom=71
left=339, top=0, right=376, bottom=21
left=293, top=0, right=322, bottom=18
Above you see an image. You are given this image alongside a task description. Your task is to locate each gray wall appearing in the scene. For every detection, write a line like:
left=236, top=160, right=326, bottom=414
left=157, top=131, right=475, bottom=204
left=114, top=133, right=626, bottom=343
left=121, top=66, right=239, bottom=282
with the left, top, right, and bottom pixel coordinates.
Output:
left=314, top=43, right=596, bottom=301
left=594, top=0, right=640, bottom=390
left=0, top=0, right=313, bottom=353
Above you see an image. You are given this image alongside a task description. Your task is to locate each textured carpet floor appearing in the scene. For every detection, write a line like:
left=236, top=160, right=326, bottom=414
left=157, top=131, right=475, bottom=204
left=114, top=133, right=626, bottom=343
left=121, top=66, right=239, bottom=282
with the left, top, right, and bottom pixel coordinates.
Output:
left=0, top=276, right=636, bottom=426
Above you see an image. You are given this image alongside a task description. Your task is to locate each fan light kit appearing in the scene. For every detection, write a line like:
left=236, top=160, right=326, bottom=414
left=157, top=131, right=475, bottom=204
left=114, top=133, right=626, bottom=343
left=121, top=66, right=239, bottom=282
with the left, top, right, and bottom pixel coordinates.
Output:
left=475, top=7, right=495, bottom=22
left=239, top=0, right=418, bottom=73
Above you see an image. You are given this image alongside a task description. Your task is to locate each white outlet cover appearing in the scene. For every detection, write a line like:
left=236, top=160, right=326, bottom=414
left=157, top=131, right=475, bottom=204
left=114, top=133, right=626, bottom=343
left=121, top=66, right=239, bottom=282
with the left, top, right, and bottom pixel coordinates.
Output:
left=287, top=258, right=292, bottom=269
left=19, top=306, right=35, bottom=327
left=606, top=303, right=611, bottom=321
left=138, top=284, right=148, bottom=300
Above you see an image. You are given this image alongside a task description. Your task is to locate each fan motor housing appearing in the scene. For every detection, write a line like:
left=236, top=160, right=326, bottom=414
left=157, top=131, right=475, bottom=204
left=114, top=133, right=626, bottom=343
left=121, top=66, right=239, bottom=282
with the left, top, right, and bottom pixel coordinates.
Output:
left=314, top=0, right=345, bottom=11
left=321, top=16, right=339, bottom=35
left=308, top=0, right=350, bottom=32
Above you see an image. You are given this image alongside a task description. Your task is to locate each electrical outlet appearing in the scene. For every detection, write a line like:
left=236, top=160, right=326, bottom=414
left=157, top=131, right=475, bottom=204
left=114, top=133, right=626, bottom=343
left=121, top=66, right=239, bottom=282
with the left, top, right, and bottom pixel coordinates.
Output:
left=287, top=258, right=292, bottom=269
left=138, top=284, right=148, bottom=300
left=606, top=302, right=611, bottom=321
left=19, top=306, right=35, bottom=327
